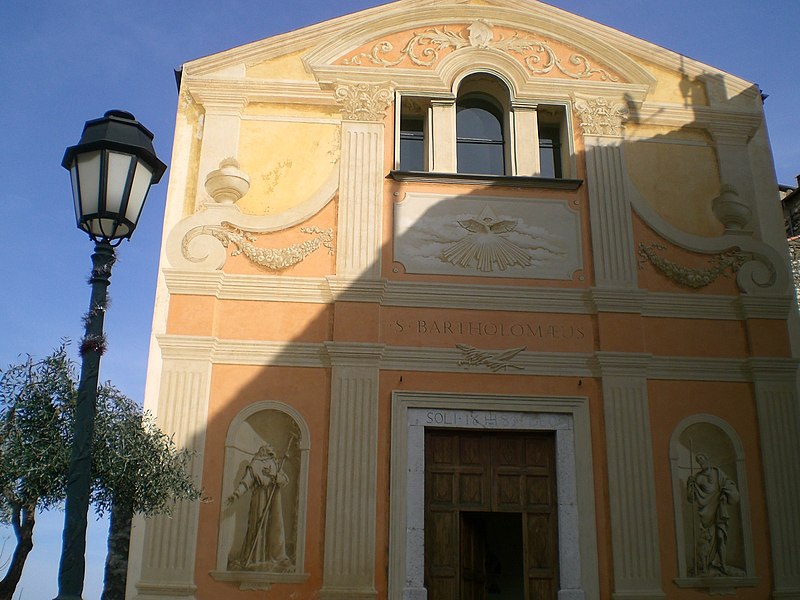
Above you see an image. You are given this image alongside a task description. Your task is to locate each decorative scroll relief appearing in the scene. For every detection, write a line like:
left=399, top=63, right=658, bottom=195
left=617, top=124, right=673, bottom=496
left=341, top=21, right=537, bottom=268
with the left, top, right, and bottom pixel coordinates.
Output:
left=574, top=96, right=629, bottom=137
left=182, top=224, right=333, bottom=271
left=333, top=82, right=393, bottom=122
left=670, top=416, right=758, bottom=594
left=636, top=242, right=781, bottom=293
left=456, top=344, right=526, bottom=372
left=395, top=193, right=582, bottom=280
left=343, top=21, right=618, bottom=82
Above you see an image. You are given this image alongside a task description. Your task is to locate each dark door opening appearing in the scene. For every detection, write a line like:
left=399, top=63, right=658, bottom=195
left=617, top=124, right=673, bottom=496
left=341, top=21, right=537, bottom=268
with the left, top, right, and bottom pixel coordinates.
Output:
left=425, top=429, right=558, bottom=600
left=462, top=511, right=525, bottom=599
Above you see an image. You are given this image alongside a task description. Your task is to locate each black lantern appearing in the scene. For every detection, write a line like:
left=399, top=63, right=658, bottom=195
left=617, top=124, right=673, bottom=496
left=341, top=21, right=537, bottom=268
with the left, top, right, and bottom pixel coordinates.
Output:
left=62, top=110, right=166, bottom=243
left=56, top=111, right=166, bottom=600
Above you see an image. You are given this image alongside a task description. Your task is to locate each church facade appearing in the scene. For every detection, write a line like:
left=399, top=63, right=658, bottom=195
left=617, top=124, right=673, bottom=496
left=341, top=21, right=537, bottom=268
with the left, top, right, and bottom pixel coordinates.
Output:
left=127, top=1, right=800, bottom=598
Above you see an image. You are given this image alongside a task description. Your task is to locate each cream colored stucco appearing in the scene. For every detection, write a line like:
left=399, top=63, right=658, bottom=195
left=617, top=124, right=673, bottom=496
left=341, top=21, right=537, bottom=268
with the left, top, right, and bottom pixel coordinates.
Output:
left=625, top=139, right=723, bottom=237
left=236, top=120, right=339, bottom=215
left=246, top=47, right=316, bottom=80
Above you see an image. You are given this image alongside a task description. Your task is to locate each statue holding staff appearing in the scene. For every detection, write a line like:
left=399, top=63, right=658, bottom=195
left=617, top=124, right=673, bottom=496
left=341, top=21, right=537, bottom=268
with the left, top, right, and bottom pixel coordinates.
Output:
left=686, top=452, right=740, bottom=575
left=227, top=436, right=296, bottom=571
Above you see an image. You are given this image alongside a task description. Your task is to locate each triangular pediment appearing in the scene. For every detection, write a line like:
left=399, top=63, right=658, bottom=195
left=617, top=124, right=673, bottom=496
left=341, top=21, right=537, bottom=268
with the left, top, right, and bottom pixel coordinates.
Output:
left=182, top=0, right=757, bottom=103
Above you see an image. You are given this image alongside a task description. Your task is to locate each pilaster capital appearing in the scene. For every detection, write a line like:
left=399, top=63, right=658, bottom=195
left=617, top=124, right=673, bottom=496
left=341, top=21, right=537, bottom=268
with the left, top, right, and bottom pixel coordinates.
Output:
left=429, top=96, right=456, bottom=108
left=590, top=287, right=647, bottom=313
left=594, top=351, right=652, bottom=378
left=747, top=357, right=800, bottom=382
left=574, top=95, right=629, bottom=138
left=510, top=99, right=539, bottom=112
left=334, top=81, right=394, bottom=122
left=324, top=342, right=386, bottom=367
left=707, top=121, right=756, bottom=146
left=191, top=91, right=249, bottom=115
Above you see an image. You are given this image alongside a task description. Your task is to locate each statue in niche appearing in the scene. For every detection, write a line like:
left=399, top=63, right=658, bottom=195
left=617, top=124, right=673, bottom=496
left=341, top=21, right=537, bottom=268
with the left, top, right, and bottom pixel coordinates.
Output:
left=686, top=452, right=741, bottom=576
left=226, top=436, right=296, bottom=572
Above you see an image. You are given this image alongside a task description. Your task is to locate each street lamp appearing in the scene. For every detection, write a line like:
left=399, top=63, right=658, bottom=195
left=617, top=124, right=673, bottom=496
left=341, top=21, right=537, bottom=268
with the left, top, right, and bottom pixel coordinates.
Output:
left=56, top=110, right=166, bottom=600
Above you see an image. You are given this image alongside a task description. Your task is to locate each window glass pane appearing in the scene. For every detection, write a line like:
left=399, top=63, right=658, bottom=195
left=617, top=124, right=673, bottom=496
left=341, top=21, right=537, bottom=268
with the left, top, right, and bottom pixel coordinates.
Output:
left=457, top=142, right=505, bottom=176
left=538, top=125, right=562, bottom=178
left=457, top=104, right=503, bottom=142
left=400, top=116, right=424, bottom=171
left=456, top=97, right=505, bottom=175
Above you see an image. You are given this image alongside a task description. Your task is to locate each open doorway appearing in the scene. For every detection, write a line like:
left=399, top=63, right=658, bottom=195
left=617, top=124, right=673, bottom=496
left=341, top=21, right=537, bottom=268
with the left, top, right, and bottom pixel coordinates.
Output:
left=425, top=429, right=558, bottom=599
left=461, top=511, right=525, bottom=599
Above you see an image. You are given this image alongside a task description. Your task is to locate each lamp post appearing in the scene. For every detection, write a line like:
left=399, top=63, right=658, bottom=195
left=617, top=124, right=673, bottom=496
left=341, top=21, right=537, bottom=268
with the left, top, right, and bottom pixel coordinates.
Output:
left=56, top=110, right=166, bottom=600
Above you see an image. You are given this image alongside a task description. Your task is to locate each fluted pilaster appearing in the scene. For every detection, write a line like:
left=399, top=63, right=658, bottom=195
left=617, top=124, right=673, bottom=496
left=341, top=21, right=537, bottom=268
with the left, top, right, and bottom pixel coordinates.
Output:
left=584, top=137, right=637, bottom=288
left=750, top=359, right=800, bottom=598
left=320, top=343, right=384, bottom=600
left=334, top=82, right=391, bottom=280
left=598, top=354, right=664, bottom=599
left=134, top=359, right=212, bottom=600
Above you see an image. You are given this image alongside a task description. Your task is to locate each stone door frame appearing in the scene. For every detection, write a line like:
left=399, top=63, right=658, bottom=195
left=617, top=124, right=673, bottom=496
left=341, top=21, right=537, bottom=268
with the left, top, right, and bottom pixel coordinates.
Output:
left=389, top=391, right=599, bottom=600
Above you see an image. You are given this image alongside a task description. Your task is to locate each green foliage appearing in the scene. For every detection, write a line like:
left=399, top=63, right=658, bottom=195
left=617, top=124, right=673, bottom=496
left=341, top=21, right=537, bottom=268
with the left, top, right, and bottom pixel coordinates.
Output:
left=0, top=347, right=74, bottom=519
left=92, top=385, right=200, bottom=515
left=0, top=344, right=200, bottom=520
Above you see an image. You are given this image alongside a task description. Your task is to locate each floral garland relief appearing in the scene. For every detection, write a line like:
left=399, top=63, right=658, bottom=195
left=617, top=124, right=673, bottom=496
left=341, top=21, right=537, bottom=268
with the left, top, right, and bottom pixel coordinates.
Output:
left=182, top=224, right=334, bottom=271
left=637, top=243, right=749, bottom=289
left=343, top=21, right=617, bottom=81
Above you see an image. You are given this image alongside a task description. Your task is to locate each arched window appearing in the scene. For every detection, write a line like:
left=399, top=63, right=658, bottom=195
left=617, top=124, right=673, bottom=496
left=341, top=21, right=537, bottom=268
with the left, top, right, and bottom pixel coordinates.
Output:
left=456, top=94, right=505, bottom=175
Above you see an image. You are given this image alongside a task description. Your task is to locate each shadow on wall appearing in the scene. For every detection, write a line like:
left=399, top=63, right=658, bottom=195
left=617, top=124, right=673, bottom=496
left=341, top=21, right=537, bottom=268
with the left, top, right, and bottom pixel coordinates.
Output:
left=131, top=71, right=789, bottom=600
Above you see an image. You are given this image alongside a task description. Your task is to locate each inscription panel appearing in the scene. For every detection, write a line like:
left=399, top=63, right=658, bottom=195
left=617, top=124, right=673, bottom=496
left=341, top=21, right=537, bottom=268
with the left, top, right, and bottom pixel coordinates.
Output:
left=384, top=308, right=593, bottom=352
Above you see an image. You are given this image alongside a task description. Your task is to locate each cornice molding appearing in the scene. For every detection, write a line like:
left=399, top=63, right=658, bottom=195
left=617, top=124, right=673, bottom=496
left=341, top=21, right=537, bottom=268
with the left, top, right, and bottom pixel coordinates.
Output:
left=737, top=295, right=794, bottom=320
left=161, top=271, right=793, bottom=321
left=154, top=335, right=757, bottom=382
left=650, top=356, right=750, bottom=382
left=641, top=292, right=740, bottom=320
left=632, top=103, right=762, bottom=139
left=748, top=357, right=800, bottom=381
left=184, top=77, right=334, bottom=107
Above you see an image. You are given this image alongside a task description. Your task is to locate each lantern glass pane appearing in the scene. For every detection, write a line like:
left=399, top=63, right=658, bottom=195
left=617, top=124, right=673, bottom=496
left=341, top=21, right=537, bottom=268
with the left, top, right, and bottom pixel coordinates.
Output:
left=69, top=164, right=81, bottom=226
left=106, top=151, right=135, bottom=216
left=125, top=160, right=154, bottom=226
left=88, top=218, right=129, bottom=240
left=76, top=150, right=102, bottom=217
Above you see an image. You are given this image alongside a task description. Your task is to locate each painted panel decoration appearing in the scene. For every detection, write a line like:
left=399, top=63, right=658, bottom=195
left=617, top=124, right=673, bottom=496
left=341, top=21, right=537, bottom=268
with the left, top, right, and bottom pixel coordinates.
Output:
left=213, top=404, right=310, bottom=590
left=394, top=192, right=582, bottom=279
left=669, top=415, right=758, bottom=594
left=341, top=21, right=619, bottom=82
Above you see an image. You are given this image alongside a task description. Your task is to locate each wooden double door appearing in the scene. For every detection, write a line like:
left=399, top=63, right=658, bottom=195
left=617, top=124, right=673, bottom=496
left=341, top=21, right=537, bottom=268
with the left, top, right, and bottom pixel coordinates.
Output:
left=424, top=429, right=559, bottom=600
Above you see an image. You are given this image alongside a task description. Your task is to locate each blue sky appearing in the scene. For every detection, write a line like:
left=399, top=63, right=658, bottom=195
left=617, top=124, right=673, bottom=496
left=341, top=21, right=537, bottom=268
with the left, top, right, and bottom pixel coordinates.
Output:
left=0, top=1, right=797, bottom=597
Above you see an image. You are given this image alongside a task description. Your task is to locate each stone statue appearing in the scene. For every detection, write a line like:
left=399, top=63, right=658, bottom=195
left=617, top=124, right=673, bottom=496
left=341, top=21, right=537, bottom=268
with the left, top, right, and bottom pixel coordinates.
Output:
left=227, top=441, right=293, bottom=571
left=686, top=452, right=740, bottom=575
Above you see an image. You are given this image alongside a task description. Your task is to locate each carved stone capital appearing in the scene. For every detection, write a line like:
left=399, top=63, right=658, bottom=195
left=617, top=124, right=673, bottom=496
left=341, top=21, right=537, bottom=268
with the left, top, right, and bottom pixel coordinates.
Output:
left=334, top=82, right=393, bottom=122
left=574, top=96, right=629, bottom=137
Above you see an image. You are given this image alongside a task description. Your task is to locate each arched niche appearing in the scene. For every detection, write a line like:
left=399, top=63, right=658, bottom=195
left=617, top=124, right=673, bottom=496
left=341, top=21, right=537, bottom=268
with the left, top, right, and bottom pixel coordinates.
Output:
left=668, top=414, right=758, bottom=594
left=211, top=401, right=311, bottom=590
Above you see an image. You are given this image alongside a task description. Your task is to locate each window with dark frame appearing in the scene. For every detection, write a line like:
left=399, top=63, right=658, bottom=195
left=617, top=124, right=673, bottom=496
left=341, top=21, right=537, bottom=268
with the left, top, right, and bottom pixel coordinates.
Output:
left=456, top=95, right=505, bottom=176
left=538, top=124, right=563, bottom=179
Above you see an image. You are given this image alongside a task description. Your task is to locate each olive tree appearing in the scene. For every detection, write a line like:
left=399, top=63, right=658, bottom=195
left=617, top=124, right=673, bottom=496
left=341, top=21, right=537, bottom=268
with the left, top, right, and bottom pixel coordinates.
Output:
left=92, top=385, right=200, bottom=600
left=0, top=348, right=73, bottom=600
left=0, top=347, right=200, bottom=600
